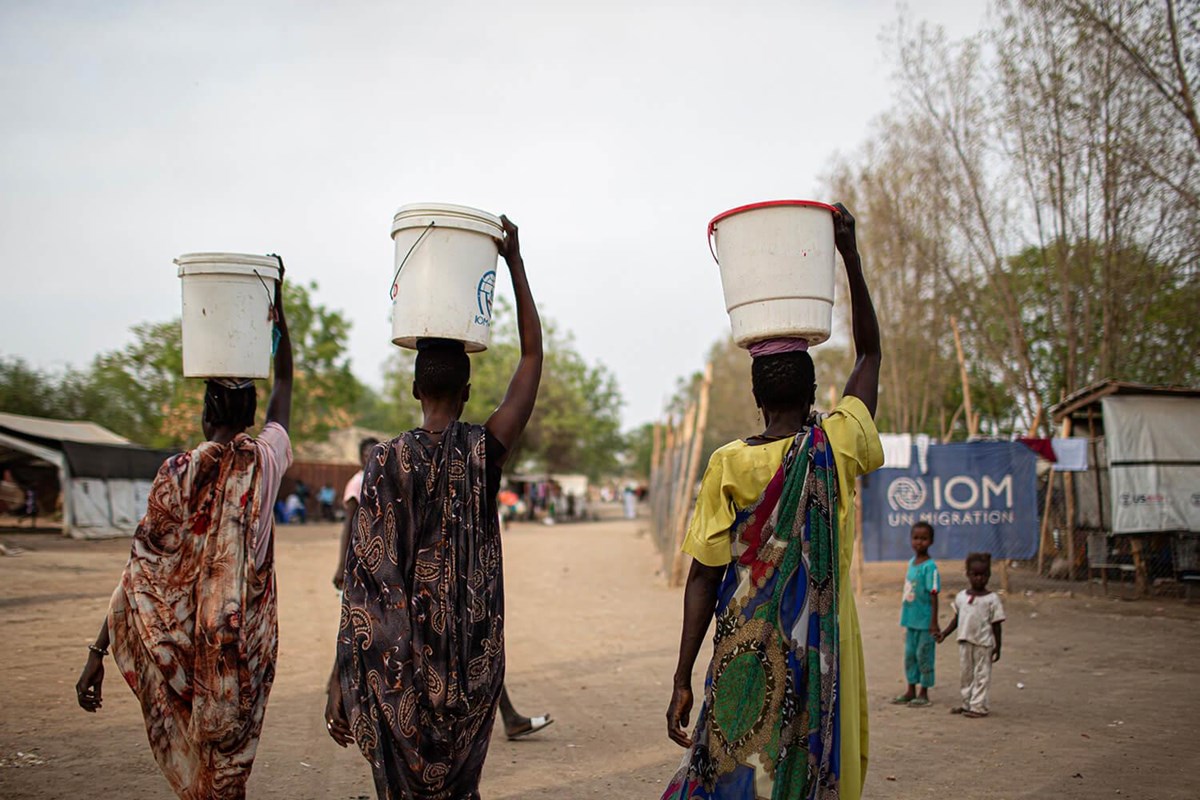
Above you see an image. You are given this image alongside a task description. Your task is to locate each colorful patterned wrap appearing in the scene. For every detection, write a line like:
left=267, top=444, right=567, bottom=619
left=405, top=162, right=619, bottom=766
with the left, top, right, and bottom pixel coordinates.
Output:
left=108, top=435, right=277, bottom=799
left=664, top=426, right=841, bottom=800
left=336, top=422, right=505, bottom=800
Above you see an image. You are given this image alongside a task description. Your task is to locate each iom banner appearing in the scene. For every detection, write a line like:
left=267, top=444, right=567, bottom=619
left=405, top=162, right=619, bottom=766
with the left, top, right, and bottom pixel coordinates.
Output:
left=860, top=442, right=1039, bottom=562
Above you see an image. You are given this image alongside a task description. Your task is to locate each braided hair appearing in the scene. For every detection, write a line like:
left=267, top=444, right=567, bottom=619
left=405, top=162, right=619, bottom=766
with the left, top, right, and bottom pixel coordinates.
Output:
left=414, top=338, right=470, bottom=400
left=750, top=350, right=816, bottom=410
left=203, top=381, right=257, bottom=430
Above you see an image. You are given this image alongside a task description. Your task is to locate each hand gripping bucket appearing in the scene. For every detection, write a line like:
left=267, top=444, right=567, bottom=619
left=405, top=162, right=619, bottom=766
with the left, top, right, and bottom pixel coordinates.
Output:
left=390, top=203, right=504, bottom=353
left=707, top=200, right=837, bottom=348
left=174, top=253, right=280, bottom=379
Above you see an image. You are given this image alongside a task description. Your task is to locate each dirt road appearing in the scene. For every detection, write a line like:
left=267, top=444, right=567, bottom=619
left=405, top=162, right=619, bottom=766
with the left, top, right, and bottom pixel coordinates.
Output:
left=1, top=517, right=1197, bottom=799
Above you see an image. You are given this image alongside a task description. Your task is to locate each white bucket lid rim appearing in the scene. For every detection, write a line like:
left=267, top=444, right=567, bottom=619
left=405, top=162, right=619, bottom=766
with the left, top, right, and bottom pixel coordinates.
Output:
left=391, top=203, right=503, bottom=239
left=175, top=253, right=281, bottom=280
left=174, top=252, right=283, bottom=268
left=708, top=200, right=839, bottom=235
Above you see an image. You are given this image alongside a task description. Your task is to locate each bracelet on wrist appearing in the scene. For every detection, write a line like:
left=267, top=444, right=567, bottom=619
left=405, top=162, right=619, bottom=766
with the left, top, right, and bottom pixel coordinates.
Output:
left=88, top=644, right=108, bottom=657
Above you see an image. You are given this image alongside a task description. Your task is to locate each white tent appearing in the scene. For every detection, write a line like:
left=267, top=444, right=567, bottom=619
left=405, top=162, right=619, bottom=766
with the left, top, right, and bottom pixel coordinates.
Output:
left=1102, top=395, right=1200, bottom=535
left=0, top=412, right=170, bottom=538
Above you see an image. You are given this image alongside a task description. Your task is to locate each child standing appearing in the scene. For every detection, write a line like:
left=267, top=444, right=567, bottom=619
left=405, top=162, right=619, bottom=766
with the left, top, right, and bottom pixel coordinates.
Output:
left=894, top=521, right=940, bottom=707
left=938, top=552, right=1006, bottom=718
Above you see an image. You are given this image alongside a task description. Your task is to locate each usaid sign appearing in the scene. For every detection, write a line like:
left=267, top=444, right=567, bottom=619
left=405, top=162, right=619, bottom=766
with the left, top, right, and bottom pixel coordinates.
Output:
left=861, top=442, right=1038, bottom=562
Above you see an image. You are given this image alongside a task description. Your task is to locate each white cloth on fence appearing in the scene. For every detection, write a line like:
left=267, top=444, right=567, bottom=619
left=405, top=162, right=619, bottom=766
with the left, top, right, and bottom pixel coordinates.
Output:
left=915, top=434, right=931, bottom=474
left=1050, top=438, right=1089, bottom=472
left=878, top=433, right=932, bottom=473
left=879, top=434, right=913, bottom=469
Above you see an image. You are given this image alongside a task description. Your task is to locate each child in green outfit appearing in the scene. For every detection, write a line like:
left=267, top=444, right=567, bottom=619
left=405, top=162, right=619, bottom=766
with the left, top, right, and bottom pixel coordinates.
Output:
left=894, top=521, right=940, bottom=706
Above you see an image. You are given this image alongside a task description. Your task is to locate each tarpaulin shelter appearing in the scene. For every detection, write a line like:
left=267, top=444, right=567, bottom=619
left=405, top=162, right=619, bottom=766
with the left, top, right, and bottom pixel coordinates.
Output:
left=1049, top=380, right=1200, bottom=594
left=0, top=412, right=173, bottom=538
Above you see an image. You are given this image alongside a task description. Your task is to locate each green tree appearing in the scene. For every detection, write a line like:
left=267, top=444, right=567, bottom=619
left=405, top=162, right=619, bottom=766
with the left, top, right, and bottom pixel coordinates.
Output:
left=380, top=298, right=626, bottom=480
left=282, top=281, right=366, bottom=442
left=624, top=422, right=656, bottom=480
left=0, top=281, right=368, bottom=449
left=1003, top=241, right=1200, bottom=403
left=0, top=357, right=65, bottom=418
left=359, top=349, right=421, bottom=434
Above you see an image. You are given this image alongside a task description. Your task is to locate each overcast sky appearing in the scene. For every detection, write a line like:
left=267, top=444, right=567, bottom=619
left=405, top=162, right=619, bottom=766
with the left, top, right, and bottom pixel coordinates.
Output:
left=0, top=0, right=988, bottom=429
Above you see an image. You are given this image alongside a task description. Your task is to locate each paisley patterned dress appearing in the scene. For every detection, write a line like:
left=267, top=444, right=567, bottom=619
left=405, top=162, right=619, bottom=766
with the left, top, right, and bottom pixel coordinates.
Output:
left=336, top=422, right=505, bottom=800
left=108, top=434, right=278, bottom=800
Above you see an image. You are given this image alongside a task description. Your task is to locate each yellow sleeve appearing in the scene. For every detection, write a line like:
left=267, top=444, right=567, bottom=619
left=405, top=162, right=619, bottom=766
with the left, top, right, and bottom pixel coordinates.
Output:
left=823, top=395, right=884, bottom=480
left=680, top=450, right=736, bottom=567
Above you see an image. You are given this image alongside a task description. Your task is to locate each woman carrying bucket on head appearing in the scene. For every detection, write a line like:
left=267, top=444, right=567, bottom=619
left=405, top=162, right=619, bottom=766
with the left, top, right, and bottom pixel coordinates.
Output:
left=75, top=257, right=294, bottom=799
left=325, top=213, right=543, bottom=800
left=663, top=203, right=883, bottom=800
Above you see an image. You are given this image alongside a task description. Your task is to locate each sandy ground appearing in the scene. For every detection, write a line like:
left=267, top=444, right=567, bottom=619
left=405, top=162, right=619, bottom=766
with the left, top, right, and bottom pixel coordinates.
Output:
left=1, top=514, right=1198, bottom=799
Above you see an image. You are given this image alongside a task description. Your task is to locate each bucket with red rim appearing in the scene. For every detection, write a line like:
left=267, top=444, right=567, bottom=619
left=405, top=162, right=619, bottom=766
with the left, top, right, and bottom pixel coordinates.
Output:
left=707, top=200, right=837, bottom=348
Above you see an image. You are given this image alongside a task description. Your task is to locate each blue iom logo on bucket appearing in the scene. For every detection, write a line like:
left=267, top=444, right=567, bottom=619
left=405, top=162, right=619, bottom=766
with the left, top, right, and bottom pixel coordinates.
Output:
left=475, top=270, right=496, bottom=327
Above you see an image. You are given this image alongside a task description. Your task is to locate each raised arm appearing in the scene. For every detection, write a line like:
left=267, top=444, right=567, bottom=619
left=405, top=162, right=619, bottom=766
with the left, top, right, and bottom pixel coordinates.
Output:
left=833, top=204, right=880, bottom=417
left=265, top=256, right=293, bottom=430
left=484, top=216, right=543, bottom=455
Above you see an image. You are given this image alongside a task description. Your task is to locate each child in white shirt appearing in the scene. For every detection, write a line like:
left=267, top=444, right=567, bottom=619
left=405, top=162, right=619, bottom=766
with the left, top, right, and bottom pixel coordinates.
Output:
left=937, top=552, right=1005, bottom=717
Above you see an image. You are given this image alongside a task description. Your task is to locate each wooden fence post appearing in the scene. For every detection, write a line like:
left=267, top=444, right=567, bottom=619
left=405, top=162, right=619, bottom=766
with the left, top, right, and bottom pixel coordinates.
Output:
left=670, top=364, right=713, bottom=587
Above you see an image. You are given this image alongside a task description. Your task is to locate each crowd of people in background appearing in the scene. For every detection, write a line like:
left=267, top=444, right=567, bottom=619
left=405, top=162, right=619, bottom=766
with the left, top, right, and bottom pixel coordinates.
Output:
left=265, top=469, right=649, bottom=528
left=0, top=469, right=41, bottom=528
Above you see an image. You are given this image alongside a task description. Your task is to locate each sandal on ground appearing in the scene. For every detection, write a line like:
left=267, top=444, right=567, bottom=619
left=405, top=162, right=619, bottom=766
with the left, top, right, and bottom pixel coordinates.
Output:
left=949, top=706, right=966, bottom=714
left=890, top=695, right=914, bottom=705
left=908, top=697, right=931, bottom=707
left=962, top=710, right=987, bottom=718
left=506, top=714, right=554, bottom=740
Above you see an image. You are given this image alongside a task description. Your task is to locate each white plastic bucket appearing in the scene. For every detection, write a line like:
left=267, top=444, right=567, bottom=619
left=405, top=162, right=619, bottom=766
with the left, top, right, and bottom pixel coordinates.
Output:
left=174, top=253, right=280, bottom=379
left=390, top=203, right=504, bottom=353
left=708, top=200, right=838, bottom=348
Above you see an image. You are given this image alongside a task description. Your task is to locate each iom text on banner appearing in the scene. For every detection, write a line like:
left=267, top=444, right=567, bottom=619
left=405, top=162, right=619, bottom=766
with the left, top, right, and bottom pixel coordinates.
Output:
left=860, top=442, right=1039, bottom=562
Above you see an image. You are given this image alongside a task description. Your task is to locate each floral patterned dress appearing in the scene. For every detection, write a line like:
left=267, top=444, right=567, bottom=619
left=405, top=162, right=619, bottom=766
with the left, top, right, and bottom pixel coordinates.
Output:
left=108, top=434, right=278, bottom=799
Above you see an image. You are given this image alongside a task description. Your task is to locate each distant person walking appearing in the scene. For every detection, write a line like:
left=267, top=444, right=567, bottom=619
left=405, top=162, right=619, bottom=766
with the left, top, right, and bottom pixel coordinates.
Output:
left=74, top=262, right=293, bottom=799
left=325, top=216, right=543, bottom=799
left=893, top=522, right=940, bottom=707
left=663, top=205, right=882, bottom=800
left=284, top=491, right=306, bottom=523
left=318, top=483, right=336, bottom=521
left=332, top=436, right=381, bottom=591
left=22, top=486, right=37, bottom=528
left=938, top=553, right=1005, bottom=718
left=623, top=486, right=637, bottom=519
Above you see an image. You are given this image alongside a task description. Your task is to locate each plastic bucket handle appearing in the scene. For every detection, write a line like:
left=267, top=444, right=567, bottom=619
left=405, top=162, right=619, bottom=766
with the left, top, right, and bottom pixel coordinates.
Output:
left=706, top=200, right=840, bottom=265
left=390, top=221, right=437, bottom=300
left=263, top=254, right=284, bottom=352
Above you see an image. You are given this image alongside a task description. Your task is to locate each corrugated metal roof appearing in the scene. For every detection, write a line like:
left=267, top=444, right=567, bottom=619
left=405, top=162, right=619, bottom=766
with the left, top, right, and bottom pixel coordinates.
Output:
left=0, top=412, right=131, bottom=445
left=1050, top=380, right=1200, bottom=422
